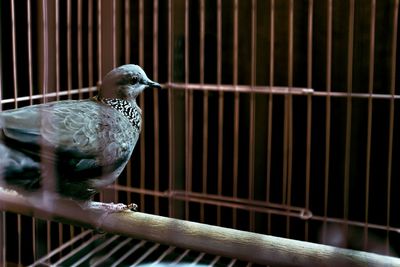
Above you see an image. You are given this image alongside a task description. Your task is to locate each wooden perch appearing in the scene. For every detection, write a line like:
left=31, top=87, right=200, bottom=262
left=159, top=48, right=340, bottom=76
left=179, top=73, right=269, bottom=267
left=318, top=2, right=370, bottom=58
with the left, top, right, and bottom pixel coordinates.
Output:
left=0, top=188, right=398, bottom=267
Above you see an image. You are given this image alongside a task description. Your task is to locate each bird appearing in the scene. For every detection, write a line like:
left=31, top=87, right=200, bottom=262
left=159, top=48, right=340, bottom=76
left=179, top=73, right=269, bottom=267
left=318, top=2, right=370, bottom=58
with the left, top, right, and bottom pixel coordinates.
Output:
left=0, top=64, right=160, bottom=211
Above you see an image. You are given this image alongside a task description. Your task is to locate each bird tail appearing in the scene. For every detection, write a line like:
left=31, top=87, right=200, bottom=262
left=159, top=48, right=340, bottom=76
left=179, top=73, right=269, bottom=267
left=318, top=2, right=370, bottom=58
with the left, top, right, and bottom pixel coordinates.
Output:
left=0, top=143, right=42, bottom=190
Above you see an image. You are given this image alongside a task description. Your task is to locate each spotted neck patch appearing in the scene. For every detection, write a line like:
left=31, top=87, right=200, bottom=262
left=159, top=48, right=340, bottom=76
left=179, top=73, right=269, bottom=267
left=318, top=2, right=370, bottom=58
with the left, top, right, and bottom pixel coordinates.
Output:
left=94, top=96, right=141, bottom=131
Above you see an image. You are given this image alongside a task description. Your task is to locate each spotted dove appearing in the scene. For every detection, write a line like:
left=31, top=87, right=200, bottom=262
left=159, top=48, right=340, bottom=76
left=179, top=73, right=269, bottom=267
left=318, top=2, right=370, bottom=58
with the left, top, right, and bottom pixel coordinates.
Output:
left=0, top=64, right=160, bottom=210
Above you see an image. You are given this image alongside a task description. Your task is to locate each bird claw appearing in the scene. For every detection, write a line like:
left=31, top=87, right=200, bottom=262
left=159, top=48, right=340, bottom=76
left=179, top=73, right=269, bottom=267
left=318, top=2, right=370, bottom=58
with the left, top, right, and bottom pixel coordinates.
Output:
left=88, top=201, right=138, bottom=212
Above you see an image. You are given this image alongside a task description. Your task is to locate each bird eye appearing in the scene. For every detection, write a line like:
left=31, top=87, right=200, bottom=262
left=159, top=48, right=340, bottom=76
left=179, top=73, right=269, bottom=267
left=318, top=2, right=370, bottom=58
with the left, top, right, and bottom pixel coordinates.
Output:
left=130, top=75, right=139, bottom=84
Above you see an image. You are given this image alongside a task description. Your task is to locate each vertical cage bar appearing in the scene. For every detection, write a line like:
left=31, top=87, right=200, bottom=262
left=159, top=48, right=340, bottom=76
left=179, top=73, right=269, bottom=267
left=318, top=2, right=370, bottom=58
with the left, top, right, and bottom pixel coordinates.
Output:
left=248, top=0, right=257, bottom=232
left=201, top=89, right=208, bottom=222
left=232, top=0, right=239, bottom=229
left=305, top=0, right=313, bottom=241
left=322, top=0, right=333, bottom=244
left=97, top=0, right=102, bottom=80
left=40, top=0, right=52, bottom=258
left=112, top=0, right=116, bottom=68
left=124, top=0, right=132, bottom=205
left=285, top=0, right=294, bottom=237
left=77, top=0, right=83, bottom=98
left=139, top=0, right=146, bottom=211
left=200, top=0, right=205, bottom=124
left=98, top=0, right=116, bottom=204
left=88, top=0, right=94, bottom=97
left=386, top=0, right=399, bottom=254
left=55, top=0, right=60, bottom=100
left=200, top=0, right=207, bottom=223
left=11, top=0, right=18, bottom=107
left=364, top=0, right=376, bottom=251
left=153, top=0, right=160, bottom=214
left=125, top=0, right=130, bottom=63
left=40, top=0, right=49, bottom=101
left=56, top=0, right=62, bottom=241
left=344, top=0, right=355, bottom=225
left=168, top=0, right=176, bottom=218
left=0, top=0, right=2, bottom=111
left=184, top=0, right=191, bottom=220
left=307, top=0, right=313, bottom=89
left=112, top=0, right=118, bottom=204
left=216, top=0, right=224, bottom=226
left=0, top=213, right=5, bottom=266
left=267, top=0, right=275, bottom=235
left=0, top=7, right=5, bottom=264
left=67, top=0, right=72, bottom=99
left=27, top=0, right=34, bottom=104
left=27, top=0, right=37, bottom=260
left=18, top=215, right=21, bottom=266
left=216, top=0, right=222, bottom=169
left=67, top=0, right=75, bottom=240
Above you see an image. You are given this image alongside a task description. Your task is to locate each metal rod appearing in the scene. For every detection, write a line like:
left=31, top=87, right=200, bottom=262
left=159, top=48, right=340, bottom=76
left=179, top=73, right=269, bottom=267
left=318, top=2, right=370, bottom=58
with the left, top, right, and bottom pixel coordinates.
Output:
left=386, top=0, right=399, bottom=254
left=201, top=89, right=208, bottom=223
left=125, top=0, right=130, bottom=62
left=216, top=0, right=223, bottom=226
left=217, top=97, right=223, bottom=226
left=132, top=243, right=160, bottom=266
left=0, top=86, right=97, bottom=105
left=27, top=0, right=34, bottom=105
left=139, top=0, right=146, bottom=212
left=124, top=0, right=132, bottom=205
left=97, top=0, right=102, bottom=80
left=153, top=246, right=175, bottom=264
left=111, top=184, right=400, bottom=235
left=67, top=0, right=72, bottom=99
left=232, top=0, right=239, bottom=228
left=3, top=82, right=400, bottom=106
left=1, top=190, right=399, bottom=267
left=90, top=237, right=133, bottom=267
left=184, top=0, right=191, bottom=220
left=364, top=0, right=376, bottom=250
left=112, top=0, right=116, bottom=68
left=343, top=0, right=355, bottom=233
left=110, top=240, right=146, bottom=267
left=50, top=234, right=104, bottom=266
left=267, top=0, right=275, bottom=235
left=322, top=0, right=333, bottom=244
left=172, top=249, right=190, bottom=264
left=88, top=0, right=94, bottom=97
left=193, top=252, right=206, bottom=265
left=200, top=0, right=208, bottom=224
left=54, top=0, right=60, bottom=100
left=10, top=0, right=18, bottom=108
left=305, top=0, right=314, bottom=241
left=167, top=0, right=175, bottom=218
left=248, top=0, right=257, bottom=232
left=31, top=230, right=92, bottom=266
left=153, top=0, right=160, bottom=215
left=77, top=0, right=83, bottom=99
left=285, top=0, right=295, bottom=237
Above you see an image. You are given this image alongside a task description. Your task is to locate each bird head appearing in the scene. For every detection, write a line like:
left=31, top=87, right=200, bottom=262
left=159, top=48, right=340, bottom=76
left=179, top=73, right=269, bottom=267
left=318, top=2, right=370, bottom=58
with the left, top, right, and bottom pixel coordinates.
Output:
left=99, top=64, right=161, bottom=101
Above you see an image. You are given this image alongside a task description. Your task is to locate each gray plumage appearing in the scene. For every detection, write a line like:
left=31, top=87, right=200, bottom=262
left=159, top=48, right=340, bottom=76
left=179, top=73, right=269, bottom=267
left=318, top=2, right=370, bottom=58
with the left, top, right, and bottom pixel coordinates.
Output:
left=0, top=64, right=160, bottom=201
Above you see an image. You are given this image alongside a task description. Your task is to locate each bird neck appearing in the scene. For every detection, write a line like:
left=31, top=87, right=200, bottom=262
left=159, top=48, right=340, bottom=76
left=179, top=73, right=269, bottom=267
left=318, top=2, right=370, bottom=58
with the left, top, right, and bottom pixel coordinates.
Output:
left=93, top=95, right=142, bottom=131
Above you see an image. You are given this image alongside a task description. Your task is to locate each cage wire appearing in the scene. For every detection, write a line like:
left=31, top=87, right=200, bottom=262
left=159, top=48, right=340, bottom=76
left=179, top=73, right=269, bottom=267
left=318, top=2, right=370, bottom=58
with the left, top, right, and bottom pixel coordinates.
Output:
left=0, top=0, right=400, bottom=266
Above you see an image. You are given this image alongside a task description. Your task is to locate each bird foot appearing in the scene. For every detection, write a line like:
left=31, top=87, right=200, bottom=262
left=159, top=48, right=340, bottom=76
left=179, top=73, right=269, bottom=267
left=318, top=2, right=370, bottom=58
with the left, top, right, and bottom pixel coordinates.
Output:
left=88, top=201, right=138, bottom=212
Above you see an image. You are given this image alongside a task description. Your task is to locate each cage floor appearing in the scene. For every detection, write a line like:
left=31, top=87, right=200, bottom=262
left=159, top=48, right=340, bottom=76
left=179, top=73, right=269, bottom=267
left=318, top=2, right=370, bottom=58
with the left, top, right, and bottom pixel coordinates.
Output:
left=28, top=230, right=264, bottom=267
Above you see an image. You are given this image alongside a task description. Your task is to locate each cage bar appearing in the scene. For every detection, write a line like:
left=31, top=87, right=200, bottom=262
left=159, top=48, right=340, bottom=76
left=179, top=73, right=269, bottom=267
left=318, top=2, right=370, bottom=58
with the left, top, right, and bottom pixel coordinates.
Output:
left=1, top=1, right=400, bottom=265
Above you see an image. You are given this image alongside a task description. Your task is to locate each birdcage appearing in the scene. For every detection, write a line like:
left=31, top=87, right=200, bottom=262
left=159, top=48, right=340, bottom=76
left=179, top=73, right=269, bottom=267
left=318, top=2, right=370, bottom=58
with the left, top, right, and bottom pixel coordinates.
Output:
left=0, top=0, right=400, bottom=266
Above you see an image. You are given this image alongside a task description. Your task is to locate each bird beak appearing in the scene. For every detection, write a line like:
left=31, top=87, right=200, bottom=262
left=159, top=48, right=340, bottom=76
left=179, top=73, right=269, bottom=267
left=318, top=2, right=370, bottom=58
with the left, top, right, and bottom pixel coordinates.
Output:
left=145, top=80, right=161, bottom=89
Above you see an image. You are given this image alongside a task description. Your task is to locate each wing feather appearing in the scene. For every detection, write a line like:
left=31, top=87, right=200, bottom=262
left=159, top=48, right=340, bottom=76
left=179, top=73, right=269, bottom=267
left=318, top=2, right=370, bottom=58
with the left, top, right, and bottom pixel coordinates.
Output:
left=0, top=100, right=137, bottom=199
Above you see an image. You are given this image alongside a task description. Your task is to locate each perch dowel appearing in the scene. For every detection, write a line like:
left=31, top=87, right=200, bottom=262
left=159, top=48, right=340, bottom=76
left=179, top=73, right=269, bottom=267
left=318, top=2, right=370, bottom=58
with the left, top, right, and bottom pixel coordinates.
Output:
left=0, top=188, right=398, bottom=267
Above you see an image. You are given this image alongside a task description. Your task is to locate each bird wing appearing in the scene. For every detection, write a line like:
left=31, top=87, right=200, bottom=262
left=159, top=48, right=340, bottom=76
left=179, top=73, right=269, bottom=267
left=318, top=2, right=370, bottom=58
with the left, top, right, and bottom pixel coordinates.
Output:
left=0, top=100, right=136, bottom=198
left=1, top=101, right=98, bottom=161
